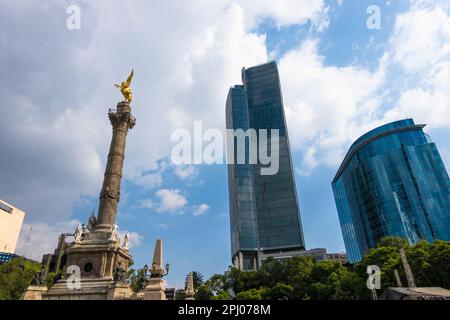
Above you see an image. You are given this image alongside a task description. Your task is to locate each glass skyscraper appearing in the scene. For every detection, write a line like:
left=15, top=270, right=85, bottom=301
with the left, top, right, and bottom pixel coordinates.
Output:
left=332, top=119, right=450, bottom=263
left=226, top=61, right=305, bottom=270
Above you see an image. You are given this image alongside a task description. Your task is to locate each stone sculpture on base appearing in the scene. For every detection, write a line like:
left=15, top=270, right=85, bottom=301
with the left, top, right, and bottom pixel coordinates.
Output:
left=21, top=270, right=48, bottom=300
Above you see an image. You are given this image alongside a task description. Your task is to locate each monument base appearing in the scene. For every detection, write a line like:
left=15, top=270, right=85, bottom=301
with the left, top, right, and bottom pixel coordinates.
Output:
left=21, top=285, right=48, bottom=300
left=142, top=278, right=166, bottom=300
left=43, top=279, right=132, bottom=300
left=43, top=230, right=133, bottom=300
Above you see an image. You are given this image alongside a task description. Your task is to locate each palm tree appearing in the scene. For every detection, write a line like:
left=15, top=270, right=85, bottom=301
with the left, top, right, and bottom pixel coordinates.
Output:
left=185, top=271, right=204, bottom=290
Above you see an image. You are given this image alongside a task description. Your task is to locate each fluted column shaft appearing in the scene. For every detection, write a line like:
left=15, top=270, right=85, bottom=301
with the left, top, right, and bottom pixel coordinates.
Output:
left=96, top=101, right=135, bottom=232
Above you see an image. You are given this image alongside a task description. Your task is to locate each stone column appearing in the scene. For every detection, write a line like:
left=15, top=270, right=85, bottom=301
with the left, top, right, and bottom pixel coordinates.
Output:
left=96, top=101, right=135, bottom=232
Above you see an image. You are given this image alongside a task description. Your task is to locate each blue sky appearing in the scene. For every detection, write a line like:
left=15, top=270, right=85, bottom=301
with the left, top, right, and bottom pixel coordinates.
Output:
left=2, top=0, right=449, bottom=289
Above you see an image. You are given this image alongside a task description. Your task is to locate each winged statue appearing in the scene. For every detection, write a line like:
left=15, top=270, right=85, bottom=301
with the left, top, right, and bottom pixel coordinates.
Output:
left=115, top=69, right=134, bottom=103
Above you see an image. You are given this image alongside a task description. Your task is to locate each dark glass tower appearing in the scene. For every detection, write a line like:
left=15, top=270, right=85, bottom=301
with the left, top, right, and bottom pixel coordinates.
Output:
left=226, top=61, right=305, bottom=270
left=332, top=119, right=450, bottom=263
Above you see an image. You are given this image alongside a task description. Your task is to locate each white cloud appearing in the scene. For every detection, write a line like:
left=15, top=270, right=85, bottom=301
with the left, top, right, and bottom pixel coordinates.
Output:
left=155, top=189, right=188, bottom=213
left=236, top=0, right=327, bottom=28
left=0, top=0, right=328, bottom=229
left=15, top=220, right=80, bottom=261
left=139, top=199, right=154, bottom=209
left=193, top=204, right=210, bottom=217
left=134, top=172, right=164, bottom=189
left=155, top=223, right=168, bottom=230
left=389, top=6, right=450, bottom=72
left=118, top=230, right=143, bottom=249
left=382, top=3, right=450, bottom=130
left=174, top=165, right=199, bottom=180
left=385, top=88, right=450, bottom=128
left=280, top=1, right=450, bottom=174
left=132, top=161, right=168, bottom=189
left=280, top=39, right=385, bottom=173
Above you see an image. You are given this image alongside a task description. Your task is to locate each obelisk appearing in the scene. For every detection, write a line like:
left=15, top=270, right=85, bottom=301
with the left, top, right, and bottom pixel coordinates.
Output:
left=185, top=272, right=195, bottom=300
left=95, top=101, right=135, bottom=232
left=143, top=239, right=167, bottom=300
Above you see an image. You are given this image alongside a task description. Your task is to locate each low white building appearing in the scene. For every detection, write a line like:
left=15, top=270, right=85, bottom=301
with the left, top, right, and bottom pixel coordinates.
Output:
left=0, top=199, right=25, bottom=255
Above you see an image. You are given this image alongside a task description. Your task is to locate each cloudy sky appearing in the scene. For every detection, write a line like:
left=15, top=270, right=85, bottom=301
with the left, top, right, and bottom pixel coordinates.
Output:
left=1, top=0, right=450, bottom=288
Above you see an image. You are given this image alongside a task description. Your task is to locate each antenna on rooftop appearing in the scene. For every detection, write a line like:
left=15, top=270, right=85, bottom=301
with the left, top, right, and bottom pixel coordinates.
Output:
left=21, top=225, right=33, bottom=260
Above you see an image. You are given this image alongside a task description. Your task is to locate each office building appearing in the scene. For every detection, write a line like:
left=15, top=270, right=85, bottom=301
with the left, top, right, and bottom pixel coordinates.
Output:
left=0, top=199, right=25, bottom=256
left=332, top=119, right=450, bottom=263
left=226, top=61, right=305, bottom=270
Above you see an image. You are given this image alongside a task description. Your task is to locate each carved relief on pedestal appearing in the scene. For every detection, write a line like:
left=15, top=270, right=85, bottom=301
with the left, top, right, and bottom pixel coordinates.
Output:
left=100, top=253, right=107, bottom=278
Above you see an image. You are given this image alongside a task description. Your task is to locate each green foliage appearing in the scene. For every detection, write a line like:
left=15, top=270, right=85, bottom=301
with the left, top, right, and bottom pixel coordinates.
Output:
left=195, top=284, right=212, bottom=300
left=211, top=290, right=232, bottom=300
left=44, top=272, right=58, bottom=289
left=0, top=258, right=41, bottom=300
left=207, top=274, right=227, bottom=295
left=265, top=283, right=294, bottom=300
left=377, top=237, right=409, bottom=249
left=128, top=266, right=149, bottom=293
left=420, top=240, right=450, bottom=288
left=196, top=237, right=450, bottom=300
left=355, top=237, right=450, bottom=293
left=236, top=288, right=267, bottom=300
left=194, top=274, right=231, bottom=300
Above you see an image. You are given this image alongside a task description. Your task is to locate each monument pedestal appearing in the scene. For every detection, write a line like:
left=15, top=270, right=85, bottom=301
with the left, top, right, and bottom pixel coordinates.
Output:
left=42, top=279, right=132, bottom=300
left=143, top=278, right=166, bottom=300
left=107, top=282, right=133, bottom=300
left=21, top=286, right=48, bottom=300
left=43, top=231, right=132, bottom=300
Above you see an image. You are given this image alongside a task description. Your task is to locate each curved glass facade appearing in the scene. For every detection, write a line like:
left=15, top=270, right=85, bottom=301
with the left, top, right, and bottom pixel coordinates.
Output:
left=332, top=119, right=450, bottom=263
left=226, top=61, right=305, bottom=270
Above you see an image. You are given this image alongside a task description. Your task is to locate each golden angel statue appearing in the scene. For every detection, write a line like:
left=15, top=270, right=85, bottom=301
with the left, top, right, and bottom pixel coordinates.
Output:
left=115, top=69, right=134, bottom=103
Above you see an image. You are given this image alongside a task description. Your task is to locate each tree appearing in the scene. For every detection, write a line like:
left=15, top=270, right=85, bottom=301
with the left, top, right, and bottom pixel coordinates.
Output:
left=226, top=267, right=264, bottom=294
left=236, top=288, right=267, bottom=300
left=427, top=241, right=450, bottom=288
left=264, top=283, right=294, bottom=300
left=211, top=290, right=231, bottom=300
left=128, top=266, right=149, bottom=293
left=207, top=274, right=227, bottom=295
left=354, top=244, right=403, bottom=291
left=355, top=237, right=450, bottom=293
left=0, top=258, right=41, bottom=300
left=259, top=257, right=286, bottom=287
left=44, top=272, right=58, bottom=289
left=376, top=237, right=409, bottom=249
left=194, top=238, right=450, bottom=301
left=194, top=273, right=229, bottom=300
left=195, top=284, right=212, bottom=300
left=284, top=256, right=314, bottom=284
left=407, top=240, right=450, bottom=289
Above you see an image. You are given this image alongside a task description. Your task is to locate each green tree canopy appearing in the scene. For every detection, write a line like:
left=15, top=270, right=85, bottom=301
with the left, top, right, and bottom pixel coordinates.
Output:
left=195, top=238, right=450, bottom=301
left=0, top=258, right=41, bottom=300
